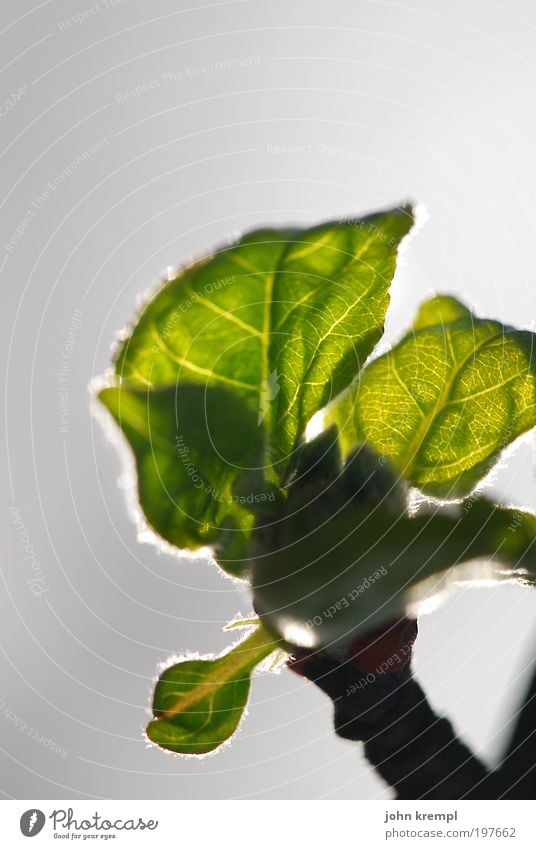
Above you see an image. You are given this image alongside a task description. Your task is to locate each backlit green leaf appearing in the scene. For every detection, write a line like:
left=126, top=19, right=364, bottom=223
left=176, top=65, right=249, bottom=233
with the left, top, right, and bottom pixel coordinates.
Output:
left=147, top=625, right=279, bottom=755
left=331, top=295, right=536, bottom=498
left=99, top=382, right=277, bottom=575
left=251, top=497, right=536, bottom=649
left=114, top=207, right=414, bottom=476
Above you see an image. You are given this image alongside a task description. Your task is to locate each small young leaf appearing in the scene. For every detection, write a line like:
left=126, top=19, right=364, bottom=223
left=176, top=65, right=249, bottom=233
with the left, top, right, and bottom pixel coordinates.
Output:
left=331, top=295, right=536, bottom=498
left=114, top=207, right=414, bottom=477
left=99, top=382, right=276, bottom=575
left=147, top=625, right=279, bottom=755
left=252, top=497, right=536, bottom=649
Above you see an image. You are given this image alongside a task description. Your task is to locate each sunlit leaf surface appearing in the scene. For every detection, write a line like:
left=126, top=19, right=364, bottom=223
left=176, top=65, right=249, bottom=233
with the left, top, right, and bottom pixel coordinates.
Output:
left=331, top=295, right=536, bottom=498
left=147, top=625, right=278, bottom=755
left=99, top=383, right=272, bottom=575
left=114, top=207, right=414, bottom=475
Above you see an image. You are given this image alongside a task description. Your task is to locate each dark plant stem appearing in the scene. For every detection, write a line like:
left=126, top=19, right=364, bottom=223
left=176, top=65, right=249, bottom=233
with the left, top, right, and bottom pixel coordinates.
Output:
left=351, top=673, right=494, bottom=799
left=493, top=661, right=536, bottom=799
left=289, top=630, right=534, bottom=799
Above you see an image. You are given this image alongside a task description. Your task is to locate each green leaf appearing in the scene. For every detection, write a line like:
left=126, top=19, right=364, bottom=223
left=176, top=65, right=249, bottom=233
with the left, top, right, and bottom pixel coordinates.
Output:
left=99, top=382, right=277, bottom=575
left=252, top=497, right=536, bottom=649
left=147, top=625, right=279, bottom=755
left=331, top=295, right=536, bottom=498
left=114, top=206, right=414, bottom=476
left=326, top=388, right=359, bottom=456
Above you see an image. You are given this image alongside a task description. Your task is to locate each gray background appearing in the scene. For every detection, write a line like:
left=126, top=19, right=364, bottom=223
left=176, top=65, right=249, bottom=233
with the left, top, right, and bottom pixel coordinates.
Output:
left=2, top=0, right=536, bottom=800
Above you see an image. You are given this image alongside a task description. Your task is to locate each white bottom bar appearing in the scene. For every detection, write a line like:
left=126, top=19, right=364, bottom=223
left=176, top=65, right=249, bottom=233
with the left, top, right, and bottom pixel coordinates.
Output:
left=1, top=799, right=535, bottom=848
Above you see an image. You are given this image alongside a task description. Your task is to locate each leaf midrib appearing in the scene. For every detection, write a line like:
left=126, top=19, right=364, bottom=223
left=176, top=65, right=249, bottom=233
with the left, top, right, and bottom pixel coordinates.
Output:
left=158, top=625, right=278, bottom=720
left=401, top=327, right=503, bottom=477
